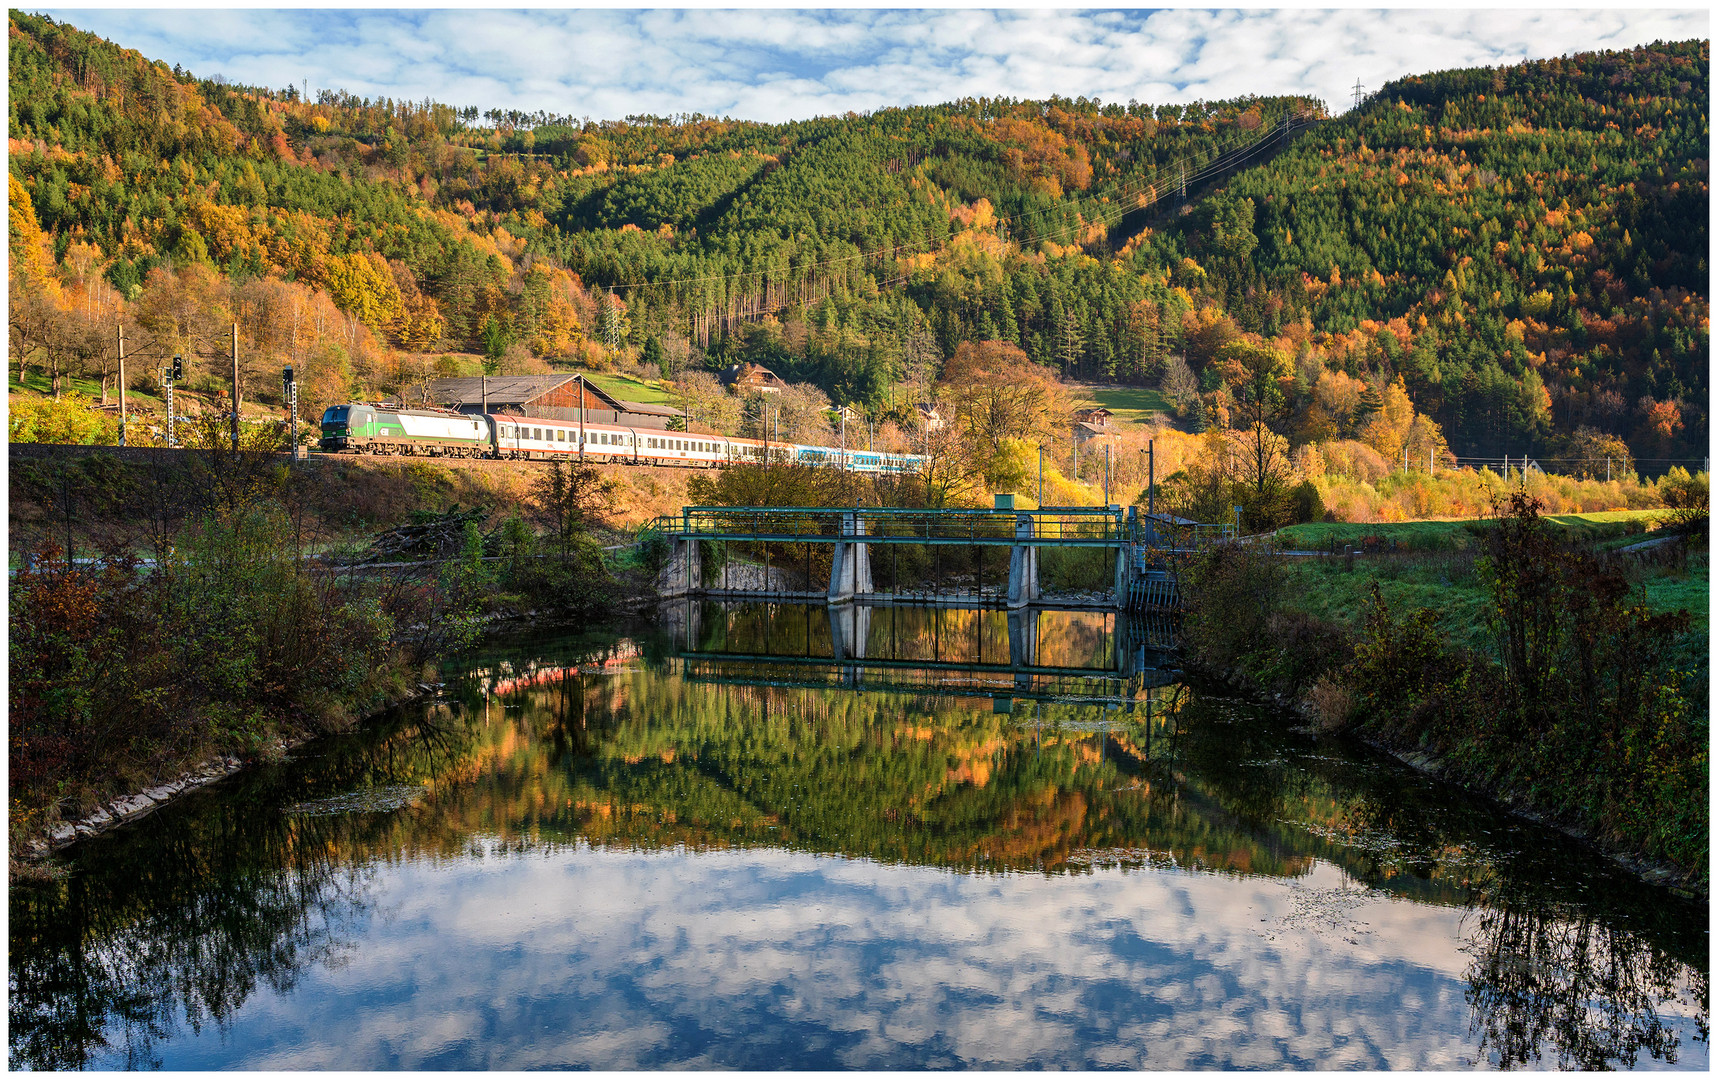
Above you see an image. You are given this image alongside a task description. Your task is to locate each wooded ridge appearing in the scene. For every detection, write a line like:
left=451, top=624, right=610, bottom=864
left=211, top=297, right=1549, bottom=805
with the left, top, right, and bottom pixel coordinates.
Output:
left=8, top=14, right=1708, bottom=473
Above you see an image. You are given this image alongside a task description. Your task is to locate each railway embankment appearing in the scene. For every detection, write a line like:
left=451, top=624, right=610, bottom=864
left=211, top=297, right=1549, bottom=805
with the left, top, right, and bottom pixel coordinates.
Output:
left=9, top=443, right=701, bottom=547
left=1173, top=500, right=1709, bottom=898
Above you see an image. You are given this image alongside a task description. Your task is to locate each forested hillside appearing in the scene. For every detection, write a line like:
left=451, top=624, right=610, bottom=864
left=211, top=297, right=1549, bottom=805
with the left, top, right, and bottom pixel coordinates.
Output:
left=8, top=12, right=1708, bottom=475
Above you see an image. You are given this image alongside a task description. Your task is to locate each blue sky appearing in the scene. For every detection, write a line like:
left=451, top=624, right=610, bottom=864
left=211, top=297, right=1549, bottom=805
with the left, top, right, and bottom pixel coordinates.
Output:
left=37, top=7, right=1711, bottom=123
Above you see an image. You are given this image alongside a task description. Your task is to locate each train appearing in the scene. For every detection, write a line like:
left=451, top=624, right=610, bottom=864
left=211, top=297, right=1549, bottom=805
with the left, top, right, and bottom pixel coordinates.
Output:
left=318, top=402, right=926, bottom=474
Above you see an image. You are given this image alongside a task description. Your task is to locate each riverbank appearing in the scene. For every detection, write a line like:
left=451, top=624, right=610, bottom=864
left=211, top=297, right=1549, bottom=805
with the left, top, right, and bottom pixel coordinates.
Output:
left=9, top=682, right=438, bottom=879
left=1175, top=502, right=1709, bottom=898
left=9, top=445, right=645, bottom=880
left=7, top=591, right=658, bottom=881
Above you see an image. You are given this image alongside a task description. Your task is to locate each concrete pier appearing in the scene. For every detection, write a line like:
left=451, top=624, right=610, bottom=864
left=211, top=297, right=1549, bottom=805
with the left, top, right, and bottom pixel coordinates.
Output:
left=659, top=537, right=703, bottom=597
left=826, top=512, right=873, bottom=603
left=1006, top=514, right=1040, bottom=608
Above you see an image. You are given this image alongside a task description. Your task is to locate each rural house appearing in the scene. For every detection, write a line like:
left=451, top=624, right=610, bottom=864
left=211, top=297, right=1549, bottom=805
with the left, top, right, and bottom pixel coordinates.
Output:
left=718, top=363, right=790, bottom=394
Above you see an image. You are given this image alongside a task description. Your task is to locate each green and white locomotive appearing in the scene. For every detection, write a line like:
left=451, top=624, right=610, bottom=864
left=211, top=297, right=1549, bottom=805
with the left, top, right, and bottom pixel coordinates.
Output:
left=318, top=400, right=928, bottom=473
left=318, top=403, right=490, bottom=456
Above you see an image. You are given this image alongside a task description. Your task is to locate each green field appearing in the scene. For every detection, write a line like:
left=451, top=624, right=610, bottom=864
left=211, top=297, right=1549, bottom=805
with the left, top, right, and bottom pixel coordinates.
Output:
left=1276, top=511, right=1669, bottom=553
left=10, top=370, right=115, bottom=400
left=1066, top=384, right=1171, bottom=425
left=1279, top=544, right=1707, bottom=653
left=576, top=370, right=678, bottom=407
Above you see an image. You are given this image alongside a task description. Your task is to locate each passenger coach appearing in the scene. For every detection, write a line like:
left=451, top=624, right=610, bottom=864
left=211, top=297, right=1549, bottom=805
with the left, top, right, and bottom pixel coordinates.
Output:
left=319, top=403, right=923, bottom=474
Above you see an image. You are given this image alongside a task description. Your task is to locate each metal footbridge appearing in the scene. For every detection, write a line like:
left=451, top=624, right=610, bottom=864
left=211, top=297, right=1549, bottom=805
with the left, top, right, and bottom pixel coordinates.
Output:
left=651, top=501, right=1214, bottom=612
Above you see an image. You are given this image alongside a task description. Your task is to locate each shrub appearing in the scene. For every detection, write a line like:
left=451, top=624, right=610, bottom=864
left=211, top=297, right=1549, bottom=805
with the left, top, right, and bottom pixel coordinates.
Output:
left=1291, top=479, right=1325, bottom=523
left=1172, top=544, right=1287, bottom=671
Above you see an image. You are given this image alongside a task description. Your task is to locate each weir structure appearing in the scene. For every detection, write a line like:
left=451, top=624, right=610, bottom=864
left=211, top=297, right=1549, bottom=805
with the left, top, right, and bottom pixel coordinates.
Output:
left=653, top=499, right=1146, bottom=609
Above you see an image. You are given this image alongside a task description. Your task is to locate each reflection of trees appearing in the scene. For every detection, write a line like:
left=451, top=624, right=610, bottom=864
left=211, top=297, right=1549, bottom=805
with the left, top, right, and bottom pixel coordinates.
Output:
left=1463, top=872, right=1709, bottom=1070
left=9, top=808, right=377, bottom=1070
left=7, top=706, right=500, bottom=1071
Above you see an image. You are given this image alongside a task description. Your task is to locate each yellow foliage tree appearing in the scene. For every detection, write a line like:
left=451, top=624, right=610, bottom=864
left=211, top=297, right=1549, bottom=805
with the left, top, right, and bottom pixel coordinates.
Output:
left=9, top=175, right=51, bottom=283
left=1358, top=377, right=1416, bottom=464
left=323, top=252, right=403, bottom=336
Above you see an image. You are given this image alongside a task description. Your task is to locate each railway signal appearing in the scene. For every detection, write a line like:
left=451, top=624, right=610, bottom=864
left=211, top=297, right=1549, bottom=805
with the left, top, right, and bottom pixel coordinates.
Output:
left=283, top=365, right=299, bottom=458
left=161, top=356, right=181, bottom=448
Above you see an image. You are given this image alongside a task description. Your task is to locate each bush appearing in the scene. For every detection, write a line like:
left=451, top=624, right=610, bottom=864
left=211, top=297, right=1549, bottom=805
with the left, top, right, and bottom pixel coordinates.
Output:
left=9, top=508, right=412, bottom=825
left=1172, top=544, right=1287, bottom=671
left=9, top=393, right=117, bottom=445
left=1658, top=468, right=1708, bottom=537
left=1291, top=479, right=1325, bottom=524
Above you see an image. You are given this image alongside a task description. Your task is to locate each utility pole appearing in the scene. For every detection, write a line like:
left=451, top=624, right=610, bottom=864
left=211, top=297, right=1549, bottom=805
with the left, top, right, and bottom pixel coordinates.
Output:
left=577, top=373, right=586, bottom=459
left=481, top=374, right=488, bottom=413
left=1038, top=445, right=1044, bottom=508
left=231, top=323, right=241, bottom=456
left=117, top=322, right=126, bottom=447
left=1104, top=444, right=1112, bottom=505
left=1352, top=79, right=1365, bottom=111
left=1606, top=457, right=1611, bottom=483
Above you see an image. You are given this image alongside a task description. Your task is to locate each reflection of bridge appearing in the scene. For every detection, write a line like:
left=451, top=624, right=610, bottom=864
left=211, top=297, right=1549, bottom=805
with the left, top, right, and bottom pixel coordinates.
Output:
left=655, top=503, right=1182, bottom=610
left=663, top=600, right=1178, bottom=706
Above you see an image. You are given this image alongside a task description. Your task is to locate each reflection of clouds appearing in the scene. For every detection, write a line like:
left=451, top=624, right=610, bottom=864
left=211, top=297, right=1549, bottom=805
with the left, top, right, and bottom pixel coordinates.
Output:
left=113, top=845, right=1709, bottom=1070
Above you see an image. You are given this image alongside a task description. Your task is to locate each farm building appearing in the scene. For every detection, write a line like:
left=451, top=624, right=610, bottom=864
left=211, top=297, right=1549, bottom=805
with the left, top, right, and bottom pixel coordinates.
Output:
left=718, top=363, right=790, bottom=394
left=426, top=375, right=681, bottom=429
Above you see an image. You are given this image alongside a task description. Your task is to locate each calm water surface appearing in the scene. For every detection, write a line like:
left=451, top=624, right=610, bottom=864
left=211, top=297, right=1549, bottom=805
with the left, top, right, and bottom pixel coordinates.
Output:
left=9, top=603, right=1708, bottom=1070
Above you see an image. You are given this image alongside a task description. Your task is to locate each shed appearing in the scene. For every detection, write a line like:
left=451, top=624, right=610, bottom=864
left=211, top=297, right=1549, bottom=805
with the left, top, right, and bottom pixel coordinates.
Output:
left=426, top=375, right=679, bottom=430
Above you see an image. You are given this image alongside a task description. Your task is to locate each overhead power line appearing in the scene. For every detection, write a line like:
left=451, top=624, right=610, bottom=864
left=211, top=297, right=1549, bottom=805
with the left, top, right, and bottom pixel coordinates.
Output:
left=603, top=106, right=1322, bottom=298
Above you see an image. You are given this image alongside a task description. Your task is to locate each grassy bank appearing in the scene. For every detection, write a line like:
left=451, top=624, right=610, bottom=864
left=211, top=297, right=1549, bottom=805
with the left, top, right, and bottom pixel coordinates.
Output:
left=1277, top=510, right=1670, bottom=553
left=1177, top=497, right=1708, bottom=892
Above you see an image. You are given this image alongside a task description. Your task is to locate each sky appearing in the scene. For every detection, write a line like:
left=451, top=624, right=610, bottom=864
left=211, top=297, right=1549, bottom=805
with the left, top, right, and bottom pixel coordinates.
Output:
left=36, top=6, right=1712, bottom=124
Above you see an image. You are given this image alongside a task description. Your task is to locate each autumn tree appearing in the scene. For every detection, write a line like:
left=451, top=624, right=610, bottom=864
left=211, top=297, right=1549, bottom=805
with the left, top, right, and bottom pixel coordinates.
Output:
left=1217, top=340, right=1296, bottom=523
left=938, top=340, right=1065, bottom=447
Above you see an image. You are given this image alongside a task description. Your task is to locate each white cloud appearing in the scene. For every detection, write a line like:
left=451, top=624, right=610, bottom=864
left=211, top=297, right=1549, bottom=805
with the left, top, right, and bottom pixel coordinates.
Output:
left=35, top=8, right=1711, bottom=122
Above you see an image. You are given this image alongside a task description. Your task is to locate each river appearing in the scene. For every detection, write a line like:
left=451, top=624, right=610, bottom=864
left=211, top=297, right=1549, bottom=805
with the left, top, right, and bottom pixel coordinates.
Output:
left=8, top=602, right=1708, bottom=1070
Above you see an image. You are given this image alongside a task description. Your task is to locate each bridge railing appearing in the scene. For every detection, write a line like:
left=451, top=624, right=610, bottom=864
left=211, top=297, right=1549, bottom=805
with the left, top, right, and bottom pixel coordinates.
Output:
left=651, top=505, right=1131, bottom=546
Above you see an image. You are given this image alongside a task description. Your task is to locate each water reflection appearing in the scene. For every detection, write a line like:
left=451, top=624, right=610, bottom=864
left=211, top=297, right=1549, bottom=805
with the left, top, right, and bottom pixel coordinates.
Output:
left=7, top=609, right=1706, bottom=1070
